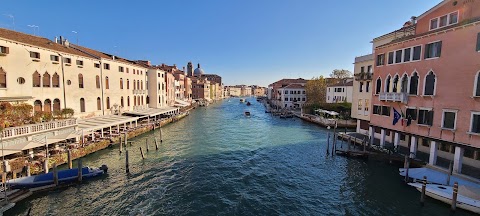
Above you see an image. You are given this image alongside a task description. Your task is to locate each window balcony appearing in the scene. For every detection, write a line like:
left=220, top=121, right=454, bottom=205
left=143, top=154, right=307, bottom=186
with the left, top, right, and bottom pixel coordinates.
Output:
left=379, top=92, right=408, bottom=104
left=133, top=89, right=146, bottom=94
left=354, top=72, right=373, bottom=81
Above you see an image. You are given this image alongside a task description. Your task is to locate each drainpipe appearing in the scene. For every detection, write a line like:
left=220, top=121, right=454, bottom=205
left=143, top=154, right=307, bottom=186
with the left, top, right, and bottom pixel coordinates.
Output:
left=99, top=60, right=105, bottom=115
left=58, top=53, right=67, bottom=109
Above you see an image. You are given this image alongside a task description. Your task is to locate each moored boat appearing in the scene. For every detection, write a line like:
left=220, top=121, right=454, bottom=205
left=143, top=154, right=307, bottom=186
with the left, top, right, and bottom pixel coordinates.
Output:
left=245, top=111, right=251, bottom=116
left=408, top=182, right=480, bottom=214
left=240, top=99, right=245, bottom=103
left=7, top=166, right=107, bottom=189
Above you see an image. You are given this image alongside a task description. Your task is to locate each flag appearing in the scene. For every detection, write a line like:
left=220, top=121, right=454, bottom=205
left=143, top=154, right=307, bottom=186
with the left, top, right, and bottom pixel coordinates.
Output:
left=393, top=108, right=401, bottom=125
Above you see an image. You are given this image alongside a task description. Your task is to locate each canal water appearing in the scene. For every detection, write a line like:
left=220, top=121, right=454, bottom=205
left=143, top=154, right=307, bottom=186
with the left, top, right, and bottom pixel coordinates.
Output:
left=9, top=98, right=476, bottom=215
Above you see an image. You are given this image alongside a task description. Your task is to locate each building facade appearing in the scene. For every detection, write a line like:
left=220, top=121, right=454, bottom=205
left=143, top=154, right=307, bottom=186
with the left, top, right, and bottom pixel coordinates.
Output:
left=278, top=84, right=307, bottom=109
left=351, top=54, right=374, bottom=134
left=326, top=79, right=353, bottom=103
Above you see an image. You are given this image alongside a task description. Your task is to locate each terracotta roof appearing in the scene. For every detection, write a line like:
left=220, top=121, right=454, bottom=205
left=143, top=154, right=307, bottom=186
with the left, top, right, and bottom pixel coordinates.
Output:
left=0, top=28, right=93, bottom=58
left=70, top=44, right=143, bottom=66
left=281, top=83, right=305, bottom=89
left=328, top=81, right=353, bottom=87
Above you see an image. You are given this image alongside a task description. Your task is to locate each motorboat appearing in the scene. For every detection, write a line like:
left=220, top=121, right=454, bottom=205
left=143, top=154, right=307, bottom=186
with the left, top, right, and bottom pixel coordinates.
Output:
left=7, top=166, right=108, bottom=189
left=240, top=99, right=245, bottom=103
left=408, top=182, right=480, bottom=214
left=244, top=111, right=251, bottom=117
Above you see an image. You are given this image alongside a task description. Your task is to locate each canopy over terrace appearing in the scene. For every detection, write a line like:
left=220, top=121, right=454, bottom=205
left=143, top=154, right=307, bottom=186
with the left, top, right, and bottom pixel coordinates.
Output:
left=77, top=115, right=141, bottom=133
left=123, top=107, right=179, bottom=117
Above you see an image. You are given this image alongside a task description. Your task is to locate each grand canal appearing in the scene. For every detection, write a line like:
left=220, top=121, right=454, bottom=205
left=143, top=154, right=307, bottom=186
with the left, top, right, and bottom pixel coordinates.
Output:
left=8, top=98, right=475, bottom=215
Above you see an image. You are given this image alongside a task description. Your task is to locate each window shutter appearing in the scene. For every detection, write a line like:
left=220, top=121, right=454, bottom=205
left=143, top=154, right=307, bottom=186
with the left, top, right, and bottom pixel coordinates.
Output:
left=437, top=41, right=442, bottom=57
left=477, top=33, right=480, bottom=51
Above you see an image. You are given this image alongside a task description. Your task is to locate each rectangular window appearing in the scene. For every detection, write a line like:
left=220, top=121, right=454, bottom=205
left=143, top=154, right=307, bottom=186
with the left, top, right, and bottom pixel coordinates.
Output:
left=119, top=66, right=124, bottom=72
left=126, top=68, right=129, bottom=73
left=367, top=65, right=372, bottom=73
left=430, top=18, right=438, bottom=30
left=94, top=63, right=100, bottom=68
left=376, top=54, right=385, bottom=66
left=449, top=12, right=458, bottom=25
left=104, top=63, right=110, bottom=70
left=442, top=111, right=456, bottom=129
left=30, top=51, right=40, bottom=59
left=471, top=113, right=480, bottom=133
left=413, top=46, right=422, bottom=61
left=366, top=81, right=370, bottom=92
left=64, top=57, right=71, bottom=64
left=387, top=52, right=394, bottom=64
left=406, top=108, right=417, bottom=120
left=395, top=50, right=403, bottom=63
left=439, top=15, right=448, bottom=28
left=358, top=99, right=363, bottom=111
left=381, top=106, right=391, bottom=116
left=476, top=33, right=480, bottom=52
left=359, top=82, right=363, bottom=92
left=418, top=109, right=434, bottom=126
left=50, top=55, right=59, bottom=62
left=361, top=66, right=365, bottom=73
left=364, top=99, right=369, bottom=112
left=404, top=48, right=411, bottom=62
left=0, top=46, right=8, bottom=54
left=76, top=60, right=83, bottom=66
left=425, top=41, right=442, bottom=59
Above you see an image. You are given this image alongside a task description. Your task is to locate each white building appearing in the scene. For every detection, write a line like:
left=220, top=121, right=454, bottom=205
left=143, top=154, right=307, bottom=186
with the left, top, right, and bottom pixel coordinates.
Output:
left=326, top=79, right=353, bottom=103
left=351, top=54, right=374, bottom=134
left=278, top=83, right=306, bottom=109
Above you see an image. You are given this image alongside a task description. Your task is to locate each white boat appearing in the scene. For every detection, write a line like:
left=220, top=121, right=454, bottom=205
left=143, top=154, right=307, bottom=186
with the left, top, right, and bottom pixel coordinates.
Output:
left=240, top=99, right=245, bottom=103
left=408, top=182, right=480, bottom=214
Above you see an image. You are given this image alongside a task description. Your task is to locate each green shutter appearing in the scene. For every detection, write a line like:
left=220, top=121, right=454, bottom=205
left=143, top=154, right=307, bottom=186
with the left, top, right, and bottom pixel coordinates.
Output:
left=477, top=33, right=480, bottom=51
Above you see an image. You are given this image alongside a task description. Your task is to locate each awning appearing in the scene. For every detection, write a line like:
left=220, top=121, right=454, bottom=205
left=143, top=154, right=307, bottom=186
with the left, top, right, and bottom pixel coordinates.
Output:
left=123, top=107, right=179, bottom=117
left=314, top=109, right=339, bottom=116
left=78, top=115, right=141, bottom=132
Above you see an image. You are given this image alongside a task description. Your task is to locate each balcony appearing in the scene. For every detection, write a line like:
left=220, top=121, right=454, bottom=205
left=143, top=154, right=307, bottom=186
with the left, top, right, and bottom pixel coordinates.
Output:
left=354, top=72, right=373, bottom=81
left=379, top=92, right=408, bottom=104
left=133, top=89, right=146, bottom=94
left=1, top=119, right=77, bottom=140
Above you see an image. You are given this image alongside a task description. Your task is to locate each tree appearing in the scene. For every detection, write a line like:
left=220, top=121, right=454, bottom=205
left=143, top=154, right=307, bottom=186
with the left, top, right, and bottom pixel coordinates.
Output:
left=305, top=76, right=328, bottom=105
left=329, top=69, right=352, bottom=79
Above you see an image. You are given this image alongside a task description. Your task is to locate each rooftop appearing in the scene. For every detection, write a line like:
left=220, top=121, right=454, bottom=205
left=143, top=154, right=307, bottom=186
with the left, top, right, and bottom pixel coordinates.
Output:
left=328, top=80, right=353, bottom=87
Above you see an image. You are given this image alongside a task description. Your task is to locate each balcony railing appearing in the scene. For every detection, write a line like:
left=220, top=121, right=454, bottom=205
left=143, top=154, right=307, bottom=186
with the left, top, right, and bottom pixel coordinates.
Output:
left=379, top=92, right=408, bottom=104
left=133, top=89, right=146, bottom=94
left=1, top=119, right=77, bottom=139
left=354, top=72, right=373, bottom=81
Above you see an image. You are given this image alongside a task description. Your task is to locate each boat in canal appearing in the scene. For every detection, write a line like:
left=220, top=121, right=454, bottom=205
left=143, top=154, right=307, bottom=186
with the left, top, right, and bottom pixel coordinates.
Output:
left=408, top=182, right=480, bottom=214
left=240, top=98, right=245, bottom=103
left=244, top=111, right=251, bottom=117
left=6, top=166, right=107, bottom=189
left=246, top=102, right=251, bottom=106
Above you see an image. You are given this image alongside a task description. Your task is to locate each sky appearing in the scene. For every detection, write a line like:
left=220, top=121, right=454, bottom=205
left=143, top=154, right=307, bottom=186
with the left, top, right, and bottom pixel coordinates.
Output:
left=0, top=0, right=440, bottom=86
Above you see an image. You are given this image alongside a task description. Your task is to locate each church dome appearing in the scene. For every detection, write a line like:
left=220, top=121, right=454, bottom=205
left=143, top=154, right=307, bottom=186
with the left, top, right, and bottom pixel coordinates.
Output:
left=194, top=63, right=204, bottom=75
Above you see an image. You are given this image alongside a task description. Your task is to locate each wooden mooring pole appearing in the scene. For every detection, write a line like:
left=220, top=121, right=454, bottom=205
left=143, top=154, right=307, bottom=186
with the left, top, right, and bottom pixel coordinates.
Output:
left=404, top=155, right=410, bottom=182
left=326, top=133, right=330, bottom=155
left=160, top=127, right=163, bottom=143
left=53, top=163, right=58, bottom=186
left=145, top=139, right=149, bottom=152
left=446, top=161, right=453, bottom=185
left=125, top=149, right=130, bottom=173
left=26, top=164, right=31, bottom=177
left=67, top=150, right=73, bottom=169
left=420, top=176, right=426, bottom=206
left=44, top=159, right=49, bottom=173
left=77, top=159, right=82, bottom=182
left=140, top=147, right=145, bottom=159
left=119, top=136, right=123, bottom=153
left=451, top=182, right=458, bottom=212
left=154, top=137, right=159, bottom=150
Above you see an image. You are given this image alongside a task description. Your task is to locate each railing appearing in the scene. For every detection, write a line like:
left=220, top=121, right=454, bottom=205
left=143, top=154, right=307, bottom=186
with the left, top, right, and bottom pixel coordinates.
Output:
left=354, top=72, right=373, bottom=81
left=379, top=92, right=408, bottom=104
left=132, top=90, right=146, bottom=94
left=1, top=119, right=77, bottom=139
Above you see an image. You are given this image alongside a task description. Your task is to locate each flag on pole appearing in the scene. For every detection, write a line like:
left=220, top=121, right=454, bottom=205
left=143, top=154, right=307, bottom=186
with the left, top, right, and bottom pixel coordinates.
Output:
left=393, top=108, right=401, bottom=125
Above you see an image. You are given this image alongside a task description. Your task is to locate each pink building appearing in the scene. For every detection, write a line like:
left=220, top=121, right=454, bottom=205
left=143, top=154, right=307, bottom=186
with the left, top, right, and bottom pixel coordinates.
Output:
left=370, top=0, right=480, bottom=176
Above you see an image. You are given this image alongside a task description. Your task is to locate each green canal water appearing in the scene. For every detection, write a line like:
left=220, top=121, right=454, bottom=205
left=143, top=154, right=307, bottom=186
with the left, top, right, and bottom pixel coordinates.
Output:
left=8, top=98, right=476, bottom=215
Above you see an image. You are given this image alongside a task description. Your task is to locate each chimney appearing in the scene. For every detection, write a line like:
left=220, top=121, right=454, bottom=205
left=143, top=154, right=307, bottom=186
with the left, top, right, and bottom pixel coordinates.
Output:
left=59, top=36, right=64, bottom=45
left=411, top=16, right=417, bottom=24
left=112, top=55, right=116, bottom=60
left=64, top=39, right=70, bottom=47
left=54, top=36, right=58, bottom=43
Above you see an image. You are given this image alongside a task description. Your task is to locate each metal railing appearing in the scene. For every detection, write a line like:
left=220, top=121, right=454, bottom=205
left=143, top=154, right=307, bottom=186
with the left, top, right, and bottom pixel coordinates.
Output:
left=379, top=92, right=408, bottom=104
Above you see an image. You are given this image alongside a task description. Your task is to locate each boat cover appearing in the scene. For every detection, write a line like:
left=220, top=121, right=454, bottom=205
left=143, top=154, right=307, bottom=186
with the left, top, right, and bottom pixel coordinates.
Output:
left=399, top=167, right=480, bottom=189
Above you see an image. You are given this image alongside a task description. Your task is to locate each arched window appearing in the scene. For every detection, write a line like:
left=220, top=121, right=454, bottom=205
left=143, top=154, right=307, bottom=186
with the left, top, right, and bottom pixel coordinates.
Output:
left=34, top=100, right=42, bottom=113
left=53, top=99, right=61, bottom=111
left=133, top=79, right=136, bottom=90
left=409, top=72, right=419, bottom=95
left=385, top=75, right=391, bottom=93
left=375, top=77, right=382, bottom=94
left=44, top=99, right=51, bottom=112
left=33, top=71, right=41, bottom=87
left=138, top=96, right=141, bottom=106
left=134, top=96, right=137, bottom=106
left=78, top=74, right=84, bottom=88
left=43, top=72, right=51, bottom=87
left=105, top=76, right=109, bottom=89
left=424, top=71, right=436, bottom=96
left=52, top=73, right=60, bottom=87
left=141, top=96, right=144, bottom=105
left=80, top=98, right=85, bottom=113
left=97, top=97, right=101, bottom=110
left=106, top=97, right=110, bottom=109
left=121, top=96, right=124, bottom=107
left=96, top=75, right=100, bottom=89
left=392, top=75, right=399, bottom=93
left=401, top=74, right=409, bottom=93
left=137, top=80, right=140, bottom=90
left=146, top=96, right=149, bottom=104
left=159, top=96, right=161, bottom=104
left=0, top=67, right=6, bottom=88
left=120, top=78, right=123, bottom=89
left=127, top=79, right=130, bottom=89
left=475, top=72, right=480, bottom=97
left=127, top=96, right=130, bottom=106
left=141, top=80, right=143, bottom=90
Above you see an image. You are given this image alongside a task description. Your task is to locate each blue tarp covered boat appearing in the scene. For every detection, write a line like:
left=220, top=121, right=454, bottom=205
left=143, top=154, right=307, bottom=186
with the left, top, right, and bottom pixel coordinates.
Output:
left=7, top=166, right=106, bottom=189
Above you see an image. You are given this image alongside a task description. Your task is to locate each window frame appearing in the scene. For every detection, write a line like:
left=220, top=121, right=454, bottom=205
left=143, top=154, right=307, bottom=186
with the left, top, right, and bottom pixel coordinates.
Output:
left=469, top=111, right=480, bottom=134
left=417, top=108, right=433, bottom=126
left=424, top=40, right=442, bottom=59
left=376, top=53, right=385, bottom=66
left=474, top=71, right=480, bottom=97
left=430, top=11, right=459, bottom=30
left=441, top=109, right=458, bottom=130
left=422, top=70, right=437, bottom=96
left=0, top=46, right=9, bottom=55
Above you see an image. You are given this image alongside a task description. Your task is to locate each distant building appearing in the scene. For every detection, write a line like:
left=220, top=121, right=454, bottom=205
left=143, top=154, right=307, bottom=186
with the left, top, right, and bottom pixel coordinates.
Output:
left=267, top=78, right=308, bottom=109
left=278, top=83, right=307, bottom=109
left=351, top=54, right=374, bottom=134
left=326, top=79, right=353, bottom=103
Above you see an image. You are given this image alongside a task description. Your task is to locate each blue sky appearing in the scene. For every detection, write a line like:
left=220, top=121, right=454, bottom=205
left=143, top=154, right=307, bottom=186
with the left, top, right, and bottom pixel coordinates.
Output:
left=1, top=0, right=440, bottom=86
